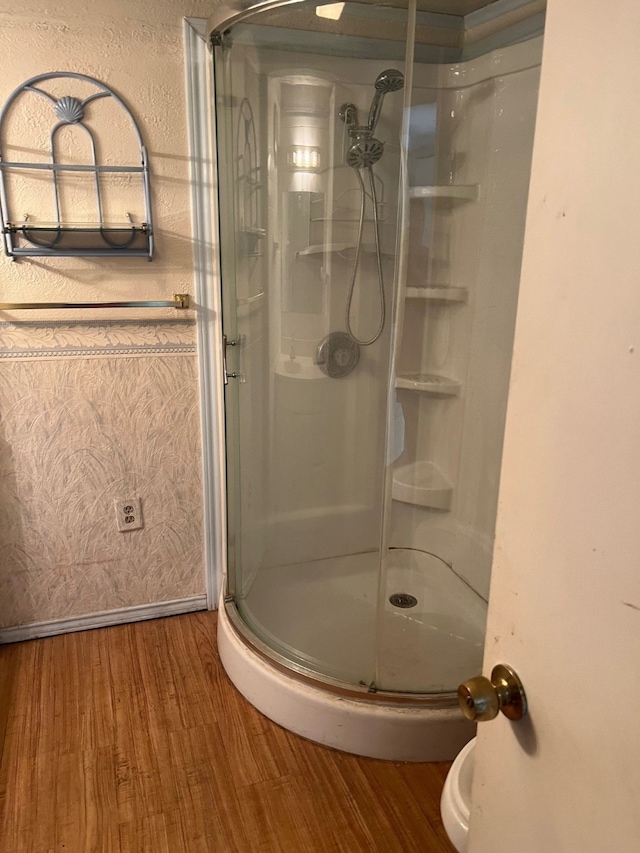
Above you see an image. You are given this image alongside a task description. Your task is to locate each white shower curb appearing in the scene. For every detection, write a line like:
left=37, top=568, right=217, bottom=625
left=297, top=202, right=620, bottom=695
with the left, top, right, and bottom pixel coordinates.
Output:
left=218, top=602, right=475, bottom=762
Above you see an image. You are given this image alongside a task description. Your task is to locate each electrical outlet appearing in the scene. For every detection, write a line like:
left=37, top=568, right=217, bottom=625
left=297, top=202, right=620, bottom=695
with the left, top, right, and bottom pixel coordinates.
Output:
left=114, top=497, right=143, bottom=532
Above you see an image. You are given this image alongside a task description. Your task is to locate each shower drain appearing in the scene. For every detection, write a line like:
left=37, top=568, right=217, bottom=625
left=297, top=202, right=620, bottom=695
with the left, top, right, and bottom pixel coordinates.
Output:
left=389, top=593, right=418, bottom=609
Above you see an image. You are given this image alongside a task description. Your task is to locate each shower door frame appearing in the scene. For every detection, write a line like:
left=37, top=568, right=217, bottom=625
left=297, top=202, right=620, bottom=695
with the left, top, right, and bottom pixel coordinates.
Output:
left=211, top=31, right=416, bottom=692
left=184, top=17, right=227, bottom=610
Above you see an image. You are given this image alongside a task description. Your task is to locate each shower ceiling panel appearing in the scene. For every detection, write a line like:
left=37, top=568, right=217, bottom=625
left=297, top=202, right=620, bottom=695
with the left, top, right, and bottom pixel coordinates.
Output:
left=212, top=1, right=545, bottom=65
left=344, top=0, right=534, bottom=14
left=209, top=0, right=540, bottom=34
left=414, top=1, right=499, bottom=12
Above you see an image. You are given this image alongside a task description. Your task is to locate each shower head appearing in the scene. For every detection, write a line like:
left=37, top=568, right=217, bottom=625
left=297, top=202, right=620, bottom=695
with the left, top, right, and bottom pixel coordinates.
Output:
left=342, top=68, right=405, bottom=168
left=367, top=68, right=404, bottom=132
left=374, top=69, right=405, bottom=94
left=346, top=137, right=385, bottom=168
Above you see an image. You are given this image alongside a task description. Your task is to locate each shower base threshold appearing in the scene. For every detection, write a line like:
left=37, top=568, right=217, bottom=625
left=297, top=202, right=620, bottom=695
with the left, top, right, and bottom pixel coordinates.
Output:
left=217, top=549, right=485, bottom=760
left=218, top=601, right=474, bottom=761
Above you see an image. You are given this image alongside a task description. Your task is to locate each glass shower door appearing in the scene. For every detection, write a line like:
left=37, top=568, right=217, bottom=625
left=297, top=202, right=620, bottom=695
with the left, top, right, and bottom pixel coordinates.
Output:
left=213, top=0, right=542, bottom=699
left=213, top=5, right=408, bottom=688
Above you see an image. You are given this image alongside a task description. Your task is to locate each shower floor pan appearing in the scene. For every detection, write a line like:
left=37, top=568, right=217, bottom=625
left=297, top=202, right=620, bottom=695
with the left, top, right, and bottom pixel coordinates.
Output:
left=218, top=548, right=485, bottom=760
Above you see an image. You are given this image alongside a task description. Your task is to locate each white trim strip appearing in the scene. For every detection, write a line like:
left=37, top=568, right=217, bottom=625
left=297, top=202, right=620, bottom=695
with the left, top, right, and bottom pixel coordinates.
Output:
left=0, top=347, right=196, bottom=361
left=0, top=595, right=208, bottom=644
left=188, top=16, right=207, bottom=37
left=184, top=18, right=226, bottom=610
left=0, top=319, right=196, bottom=358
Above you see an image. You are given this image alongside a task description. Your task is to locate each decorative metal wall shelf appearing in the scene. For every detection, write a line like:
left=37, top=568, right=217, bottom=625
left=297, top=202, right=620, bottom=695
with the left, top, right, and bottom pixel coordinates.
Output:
left=0, top=72, right=153, bottom=260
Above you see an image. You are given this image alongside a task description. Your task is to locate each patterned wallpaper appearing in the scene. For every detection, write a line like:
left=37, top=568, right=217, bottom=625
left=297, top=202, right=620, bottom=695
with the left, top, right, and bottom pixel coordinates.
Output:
left=0, top=320, right=205, bottom=629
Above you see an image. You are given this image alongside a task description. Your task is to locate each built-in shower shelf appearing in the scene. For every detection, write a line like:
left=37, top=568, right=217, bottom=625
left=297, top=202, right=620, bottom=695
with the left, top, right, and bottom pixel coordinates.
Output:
left=296, top=243, right=394, bottom=259
left=310, top=217, right=386, bottom=224
left=406, top=286, right=468, bottom=303
left=237, top=290, right=265, bottom=306
left=395, top=372, right=460, bottom=396
left=296, top=243, right=351, bottom=257
left=409, top=185, right=478, bottom=201
left=392, top=461, right=453, bottom=510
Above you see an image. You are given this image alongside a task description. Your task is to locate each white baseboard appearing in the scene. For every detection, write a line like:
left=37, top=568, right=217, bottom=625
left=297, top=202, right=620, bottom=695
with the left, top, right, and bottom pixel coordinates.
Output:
left=0, top=595, right=209, bottom=644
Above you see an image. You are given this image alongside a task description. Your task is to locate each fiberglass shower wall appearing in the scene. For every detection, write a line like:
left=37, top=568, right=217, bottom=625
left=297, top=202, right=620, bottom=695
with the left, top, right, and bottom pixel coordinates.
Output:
left=378, top=36, right=544, bottom=693
left=216, top=29, right=404, bottom=592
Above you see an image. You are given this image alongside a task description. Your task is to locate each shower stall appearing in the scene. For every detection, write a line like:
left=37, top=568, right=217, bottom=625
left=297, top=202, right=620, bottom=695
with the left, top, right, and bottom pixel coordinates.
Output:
left=208, top=0, right=544, bottom=759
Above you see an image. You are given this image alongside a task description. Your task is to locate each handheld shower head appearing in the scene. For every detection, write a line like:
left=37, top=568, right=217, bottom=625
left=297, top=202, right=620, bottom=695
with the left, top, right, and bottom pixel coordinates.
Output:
left=374, top=68, right=405, bottom=93
left=367, top=68, right=404, bottom=132
left=338, top=69, right=404, bottom=348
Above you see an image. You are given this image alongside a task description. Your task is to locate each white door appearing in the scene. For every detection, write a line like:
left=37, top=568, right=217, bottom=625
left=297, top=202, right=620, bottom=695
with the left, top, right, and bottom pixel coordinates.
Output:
left=469, top=2, right=640, bottom=852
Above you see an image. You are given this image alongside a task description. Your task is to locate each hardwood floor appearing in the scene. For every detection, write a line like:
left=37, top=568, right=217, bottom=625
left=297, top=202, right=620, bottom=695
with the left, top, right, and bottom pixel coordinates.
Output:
left=0, top=611, right=457, bottom=853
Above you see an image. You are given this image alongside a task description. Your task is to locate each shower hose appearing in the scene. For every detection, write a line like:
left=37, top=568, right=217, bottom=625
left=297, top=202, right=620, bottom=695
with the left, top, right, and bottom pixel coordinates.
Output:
left=345, top=165, right=386, bottom=346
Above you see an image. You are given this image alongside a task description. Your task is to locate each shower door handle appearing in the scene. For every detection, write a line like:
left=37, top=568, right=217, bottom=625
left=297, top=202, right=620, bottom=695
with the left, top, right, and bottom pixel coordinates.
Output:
left=457, top=664, right=527, bottom=722
left=222, top=334, right=239, bottom=385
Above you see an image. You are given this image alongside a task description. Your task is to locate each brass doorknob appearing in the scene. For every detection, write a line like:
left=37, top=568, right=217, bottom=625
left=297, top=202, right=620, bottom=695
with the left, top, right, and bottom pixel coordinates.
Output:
left=458, top=664, right=527, bottom=722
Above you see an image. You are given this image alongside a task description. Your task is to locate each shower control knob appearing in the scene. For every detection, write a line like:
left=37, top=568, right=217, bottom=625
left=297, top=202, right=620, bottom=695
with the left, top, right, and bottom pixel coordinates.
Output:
left=457, top=664, right=527, bottom=722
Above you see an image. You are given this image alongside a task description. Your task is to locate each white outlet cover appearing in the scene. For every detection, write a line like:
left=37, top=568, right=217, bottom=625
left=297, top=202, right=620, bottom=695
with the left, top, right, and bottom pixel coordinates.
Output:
left=114, top=497, right=143, bottom=532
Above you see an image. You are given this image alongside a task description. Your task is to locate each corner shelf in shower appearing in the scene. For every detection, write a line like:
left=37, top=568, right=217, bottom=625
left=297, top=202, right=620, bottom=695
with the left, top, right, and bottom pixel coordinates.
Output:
left=409, top=185, right=478, bottom=201
left=296, top=243, right=394, bottom=259
left=238, top=226, right=266, bottom=258
left=395, top=372, right=460, bottom=396
left=309, top=216, right=387, bottom=224
left=237, top=290, right=265, bottom=307
left=392, top=461, right=453, bottom=510
left=405, top=286, right=468, bottom=303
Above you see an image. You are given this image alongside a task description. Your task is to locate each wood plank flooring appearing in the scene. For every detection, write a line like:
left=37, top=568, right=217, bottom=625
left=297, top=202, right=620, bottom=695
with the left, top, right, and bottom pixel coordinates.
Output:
left=0, top=611, right=457, bottom=853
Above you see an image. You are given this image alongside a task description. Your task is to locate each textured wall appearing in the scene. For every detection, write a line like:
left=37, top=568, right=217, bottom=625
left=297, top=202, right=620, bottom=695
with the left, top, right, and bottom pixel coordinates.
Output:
left=0, top=0, right=212, bottom=312
left=0, top=322, right=203, bottom=627
left=0, top=1, right=213, bottom=629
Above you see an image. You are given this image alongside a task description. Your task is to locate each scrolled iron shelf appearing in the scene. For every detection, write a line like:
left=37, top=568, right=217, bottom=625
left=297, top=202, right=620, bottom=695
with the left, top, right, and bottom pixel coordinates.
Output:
left=0, top=72, right=154, bottom=260
left=5, top=222, right=149, bottom=232
left=3, top=222, right=150, bottom=255
left=2, top=220, right=151, bottom=257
